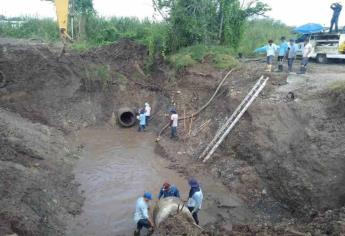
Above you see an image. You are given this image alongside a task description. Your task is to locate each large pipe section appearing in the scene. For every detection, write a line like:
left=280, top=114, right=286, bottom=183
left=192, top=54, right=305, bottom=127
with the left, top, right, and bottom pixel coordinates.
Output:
left=153, top=197, right=195, bottom=227
left=117, top=107, right=136, bottom=127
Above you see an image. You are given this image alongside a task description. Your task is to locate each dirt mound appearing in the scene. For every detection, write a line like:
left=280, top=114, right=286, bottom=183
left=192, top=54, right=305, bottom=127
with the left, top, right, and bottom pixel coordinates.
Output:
left=153, top=214, right=204, bottom=236
left=0, top=108, right=82, bottom=235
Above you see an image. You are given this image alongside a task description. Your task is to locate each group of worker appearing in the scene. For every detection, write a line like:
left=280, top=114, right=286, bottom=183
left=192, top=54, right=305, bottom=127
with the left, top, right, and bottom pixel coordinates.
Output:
left=134, top=178, right=203, bottom=236
left=264, top=37, right=312, bottom=74
left=137, top=102, right=179, bottom=139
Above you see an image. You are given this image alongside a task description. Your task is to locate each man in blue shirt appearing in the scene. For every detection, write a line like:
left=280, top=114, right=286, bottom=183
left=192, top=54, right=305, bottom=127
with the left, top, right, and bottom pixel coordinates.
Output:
left=158, top=182, right=180, bottom=199
left=137, top=109, right=146, bottom=132
left=278, top=36, right=289, bottom=72
left=187, top=178, right=203, bottom=225
left=134, top=192, right=154, bottom=236
left=330, top=3, right=342, bottom=33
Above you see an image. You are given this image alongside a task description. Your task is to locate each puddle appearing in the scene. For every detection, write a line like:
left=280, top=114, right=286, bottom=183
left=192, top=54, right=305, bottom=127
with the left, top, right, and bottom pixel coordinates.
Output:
left=67, top=127, right=190, bottom=236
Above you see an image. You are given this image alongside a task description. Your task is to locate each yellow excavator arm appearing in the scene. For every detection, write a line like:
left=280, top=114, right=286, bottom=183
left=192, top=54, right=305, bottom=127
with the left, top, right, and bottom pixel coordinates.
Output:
left=45, top=0, right=72, bottom=41
left=54, top=0, right=72, bottom=41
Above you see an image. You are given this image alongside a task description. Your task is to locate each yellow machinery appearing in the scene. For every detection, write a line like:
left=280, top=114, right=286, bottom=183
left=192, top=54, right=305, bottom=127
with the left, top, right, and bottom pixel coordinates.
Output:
left=49, top=0, right=73, bottom=41
left=339, top=41, right=345, bottom=54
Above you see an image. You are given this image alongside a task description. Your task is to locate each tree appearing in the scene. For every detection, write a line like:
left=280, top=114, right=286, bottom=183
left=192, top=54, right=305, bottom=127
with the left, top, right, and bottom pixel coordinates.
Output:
left=153, top=0, right=270, bottom=51
left=73, top=0, right=95, bottom=40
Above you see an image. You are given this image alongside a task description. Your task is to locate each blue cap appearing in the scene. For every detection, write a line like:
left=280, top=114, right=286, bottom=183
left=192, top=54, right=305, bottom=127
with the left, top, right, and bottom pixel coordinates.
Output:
left=188, top=178, right=199, bottom=188
left=143, top=192, right=153, bottom=200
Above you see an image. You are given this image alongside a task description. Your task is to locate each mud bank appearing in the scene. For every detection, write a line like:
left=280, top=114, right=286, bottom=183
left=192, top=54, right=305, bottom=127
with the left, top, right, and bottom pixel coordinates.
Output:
left=1, top=37, right=345, bottom=235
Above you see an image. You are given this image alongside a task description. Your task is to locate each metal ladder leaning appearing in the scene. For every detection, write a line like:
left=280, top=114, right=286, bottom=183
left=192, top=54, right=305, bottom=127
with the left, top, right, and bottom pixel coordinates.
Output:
left=199, top=75, right=270, bottom=162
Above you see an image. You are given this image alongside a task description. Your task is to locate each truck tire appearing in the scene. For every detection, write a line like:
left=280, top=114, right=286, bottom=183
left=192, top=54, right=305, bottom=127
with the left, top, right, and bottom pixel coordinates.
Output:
left=0, top=71, right=6, bottom=88
left=316, top=54, right=327, bottom=64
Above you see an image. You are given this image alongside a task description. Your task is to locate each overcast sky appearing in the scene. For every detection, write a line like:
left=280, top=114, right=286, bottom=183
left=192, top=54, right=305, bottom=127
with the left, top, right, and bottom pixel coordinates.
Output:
left=0, top=0, right=344, bottom=27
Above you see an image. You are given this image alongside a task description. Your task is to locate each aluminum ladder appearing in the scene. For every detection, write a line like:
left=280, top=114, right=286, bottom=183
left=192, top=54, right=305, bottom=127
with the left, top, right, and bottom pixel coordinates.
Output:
left=199, top=76, right=269, bottom=162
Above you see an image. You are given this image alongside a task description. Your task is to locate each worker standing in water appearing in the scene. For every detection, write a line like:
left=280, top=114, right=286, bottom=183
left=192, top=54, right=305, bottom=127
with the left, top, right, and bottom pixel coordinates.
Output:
left=158, top=182, right=180, bottom=199
left=138, top=109, right=146, bottom=132
left=134, top=192, right=155, bottom=236
left=170, top=110, right=178, bottom=139
left=144, top=102, right=151, bottom=126
left=265, top=40, right=278, bottom=72
left=278, top=37, right=289, bottom=72
left=187, top=178, right=203, bottom=225
left=330, top=2, right=342, bottom=33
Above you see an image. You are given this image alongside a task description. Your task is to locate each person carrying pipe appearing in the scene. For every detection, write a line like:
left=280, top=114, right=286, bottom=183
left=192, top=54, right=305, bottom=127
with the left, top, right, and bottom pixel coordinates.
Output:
left=278, top=37, right=289, bottom=72
left=138, top=109, right=146, bottom=132
left=265, top=39, right=278, bottom=72
left=170, top=110, right=178, bottom=139
left=134, top=192, right=155, bottom=236
left=299, top=39, right=313, bottom=74
left=330, top=2, right=342, bottom=33
left=158, top=182, right=180, bottom=200
left=187, top=178, right=203, bottom=225
left=144, top=102, right=151, bottom=126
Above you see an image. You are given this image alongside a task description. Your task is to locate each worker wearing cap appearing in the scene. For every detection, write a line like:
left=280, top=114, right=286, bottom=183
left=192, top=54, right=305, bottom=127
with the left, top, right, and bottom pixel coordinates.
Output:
left=144, top=102, right=151, bottom=126
left=137, top=109, right=146, bottom=132
left=187, top=178, right=203, bottom=225
left=134, top=192, right=155, bottom=236
left=158, top=182, right=180, bottom=200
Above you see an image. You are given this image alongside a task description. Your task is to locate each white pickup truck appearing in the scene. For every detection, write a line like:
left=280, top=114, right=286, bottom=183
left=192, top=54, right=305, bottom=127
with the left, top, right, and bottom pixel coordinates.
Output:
left=296, top=32, right=345, bottom=63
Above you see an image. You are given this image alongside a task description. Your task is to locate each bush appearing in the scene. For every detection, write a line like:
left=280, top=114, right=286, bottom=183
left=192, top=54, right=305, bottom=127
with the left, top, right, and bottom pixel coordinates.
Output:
left=239, top=19, right=293, bottom=55
left=169, top=44, right=238, bottom=71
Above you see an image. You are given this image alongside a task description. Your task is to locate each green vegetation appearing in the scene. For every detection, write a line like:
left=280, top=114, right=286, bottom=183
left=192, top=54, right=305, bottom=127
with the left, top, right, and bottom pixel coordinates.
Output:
left=169, top=45, right=238, bottom=71
left=0, top=18, right=59, bottom=42
left=0, top=0, right=294, bottom=71
left=328, top=80, right=345, bottom=94
left=239, top=19, right=294, bottom=55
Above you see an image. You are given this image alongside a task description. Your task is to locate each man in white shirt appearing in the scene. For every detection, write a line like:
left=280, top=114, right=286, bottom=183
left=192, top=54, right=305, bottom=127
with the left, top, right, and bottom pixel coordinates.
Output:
left=265, top=39, right=278, bottom=72
left=144, top=102, right=151, bottom=126
left=300, top=39, right=313, bottom=74
left=170, top=110, right=178, bottom=139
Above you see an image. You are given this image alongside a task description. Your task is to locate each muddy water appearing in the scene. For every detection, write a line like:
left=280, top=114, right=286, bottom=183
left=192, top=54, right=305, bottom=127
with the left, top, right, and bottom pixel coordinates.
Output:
left=67, top=127, right=190, bottom=236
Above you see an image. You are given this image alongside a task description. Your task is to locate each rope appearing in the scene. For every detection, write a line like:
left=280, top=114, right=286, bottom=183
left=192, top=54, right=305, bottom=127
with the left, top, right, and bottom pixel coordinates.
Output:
left=156, top=68, right=236, bottom=141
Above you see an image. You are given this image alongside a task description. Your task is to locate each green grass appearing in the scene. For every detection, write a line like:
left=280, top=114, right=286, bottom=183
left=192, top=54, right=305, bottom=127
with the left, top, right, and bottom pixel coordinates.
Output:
left=328, top=81, right=345, bottom=94
left=169, top=44, right=238, bottom=71
left=239, top=19, right=294, bottom=56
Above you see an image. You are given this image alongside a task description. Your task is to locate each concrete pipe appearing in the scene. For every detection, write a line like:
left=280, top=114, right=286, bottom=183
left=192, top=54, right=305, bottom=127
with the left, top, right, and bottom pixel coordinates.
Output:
left=117, top=107, right=136, bottom=127
left=153, top=197, right=195, bottom=227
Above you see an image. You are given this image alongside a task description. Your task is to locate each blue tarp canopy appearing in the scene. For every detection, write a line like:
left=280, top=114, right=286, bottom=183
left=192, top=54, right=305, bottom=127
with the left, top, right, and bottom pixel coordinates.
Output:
left=293, top=23, right=324, bottom=34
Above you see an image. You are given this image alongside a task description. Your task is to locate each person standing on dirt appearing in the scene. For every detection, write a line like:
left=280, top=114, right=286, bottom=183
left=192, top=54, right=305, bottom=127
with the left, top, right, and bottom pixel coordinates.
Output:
left=134, top=192, right=155, bottom=236
left=300, top=39, right=313, bottom=74
left=265, top=39, right=278, bottom=72
left=170, top=110, right=178, bottom=139
left=278, top=37, right=289, bottom=72
left=158, top=182, right=180, bottom=199
left=144, top=102, right=151, bottom=126
left=330, top=2, right=342, bottom=33
left=138, top=109, right=146, bottom=132
left=187, top=178, right=203, bottom=225
left=287, top=39, right=298, bottom=73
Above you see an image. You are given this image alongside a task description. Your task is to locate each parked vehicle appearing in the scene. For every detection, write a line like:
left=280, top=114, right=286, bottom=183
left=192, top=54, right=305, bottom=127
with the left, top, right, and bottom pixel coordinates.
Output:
left=296, top=32, right=345, bottom=63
